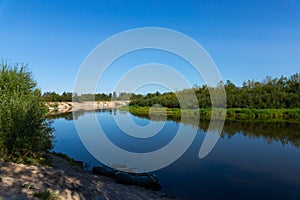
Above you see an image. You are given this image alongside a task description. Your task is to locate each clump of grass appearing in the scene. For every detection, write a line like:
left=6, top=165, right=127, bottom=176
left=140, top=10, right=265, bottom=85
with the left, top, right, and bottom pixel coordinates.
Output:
left=33, top=190, right=60, bottom=200
left=22, top=183, right=35, bottom=190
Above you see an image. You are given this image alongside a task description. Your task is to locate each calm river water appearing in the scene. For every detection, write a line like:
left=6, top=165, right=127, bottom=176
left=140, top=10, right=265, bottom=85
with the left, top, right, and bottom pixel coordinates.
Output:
left=52, top=109, right=300, bottom=200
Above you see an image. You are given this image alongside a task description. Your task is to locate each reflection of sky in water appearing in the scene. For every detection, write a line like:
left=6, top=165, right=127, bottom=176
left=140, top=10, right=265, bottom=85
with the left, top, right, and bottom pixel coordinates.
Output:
left=52, top=110, right=300, bottom=200
left=99, top=112, right=178, bottom=153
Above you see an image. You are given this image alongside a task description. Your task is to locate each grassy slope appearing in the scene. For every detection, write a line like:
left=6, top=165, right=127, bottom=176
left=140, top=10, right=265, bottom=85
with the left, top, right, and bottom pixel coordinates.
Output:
left=119, top=106, right=300, bottom=122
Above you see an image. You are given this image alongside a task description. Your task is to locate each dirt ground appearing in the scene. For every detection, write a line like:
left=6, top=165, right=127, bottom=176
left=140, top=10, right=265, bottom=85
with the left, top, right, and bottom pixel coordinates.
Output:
left=0, top=154, right=175, bottom=200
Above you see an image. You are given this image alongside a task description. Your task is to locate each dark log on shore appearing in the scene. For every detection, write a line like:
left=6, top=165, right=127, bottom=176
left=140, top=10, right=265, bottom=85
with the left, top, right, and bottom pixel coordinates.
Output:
left=92, top=165, right=161, bottom=190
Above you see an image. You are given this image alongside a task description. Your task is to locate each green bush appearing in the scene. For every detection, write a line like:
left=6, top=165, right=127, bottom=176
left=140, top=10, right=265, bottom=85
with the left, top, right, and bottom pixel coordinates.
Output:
left=0, top=62, right=53, bottom=163
left=34, top=190, right=60, bottom=200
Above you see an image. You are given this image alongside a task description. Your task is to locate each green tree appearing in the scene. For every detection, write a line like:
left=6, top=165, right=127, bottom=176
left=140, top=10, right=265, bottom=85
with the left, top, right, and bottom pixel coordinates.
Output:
left=112, top=91, right=117, bottom=100
left=0, top=62, right=53, bottom=163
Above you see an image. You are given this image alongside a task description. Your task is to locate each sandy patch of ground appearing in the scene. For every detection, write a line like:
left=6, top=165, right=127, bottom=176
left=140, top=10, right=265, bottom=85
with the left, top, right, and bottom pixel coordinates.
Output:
left=45, top=101, right=130, bottom=114
left=0, top=155, right=175, bottom=200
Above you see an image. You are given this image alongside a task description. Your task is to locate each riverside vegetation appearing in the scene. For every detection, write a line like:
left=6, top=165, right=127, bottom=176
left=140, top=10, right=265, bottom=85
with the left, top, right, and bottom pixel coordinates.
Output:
left=0, top=62, right=53, bottom=164
left=120, top=106, right=300, bottom=122
left=130, top=74, right=300, bottom=109
left=126, top=73, right=300, bottom=121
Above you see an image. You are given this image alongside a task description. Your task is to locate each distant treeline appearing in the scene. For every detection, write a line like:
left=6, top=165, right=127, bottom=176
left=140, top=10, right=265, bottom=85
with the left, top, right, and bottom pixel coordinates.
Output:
left=42, top=73, right=300, bottom=109
left=42, top=91, right=142, bottom=102
left=130, top=73, right=300, bottom=109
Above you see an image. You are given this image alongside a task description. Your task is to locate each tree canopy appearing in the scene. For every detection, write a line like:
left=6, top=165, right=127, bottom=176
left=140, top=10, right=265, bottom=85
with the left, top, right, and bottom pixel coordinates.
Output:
left=130, top=73, right=300, bottom=109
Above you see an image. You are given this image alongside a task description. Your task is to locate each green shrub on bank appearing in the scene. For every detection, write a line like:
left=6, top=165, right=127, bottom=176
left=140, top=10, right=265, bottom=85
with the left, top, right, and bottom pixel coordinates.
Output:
left=0, top=62, right=53, bottom=164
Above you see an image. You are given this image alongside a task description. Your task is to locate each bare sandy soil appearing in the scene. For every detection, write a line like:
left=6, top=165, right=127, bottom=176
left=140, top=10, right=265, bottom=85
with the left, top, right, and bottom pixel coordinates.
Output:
left=45, top=101, right=130, bottom=114
left=0, top=155, right=174, bottom=200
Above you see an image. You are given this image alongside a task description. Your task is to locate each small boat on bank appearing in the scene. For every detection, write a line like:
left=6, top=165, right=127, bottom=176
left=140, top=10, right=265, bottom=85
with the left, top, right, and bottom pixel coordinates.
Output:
left=92, top=165, right=161, bottom=190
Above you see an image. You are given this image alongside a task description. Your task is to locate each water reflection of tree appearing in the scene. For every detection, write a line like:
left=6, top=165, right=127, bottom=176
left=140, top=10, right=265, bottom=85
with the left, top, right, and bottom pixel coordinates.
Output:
left=131, top=113, right=300, bottom=148
left=47, top=109, right=116, bottom=121
left=221, top=121, right=300, bottom=147
left=47, top=110, right=86, bottom=120
left=50, top=110, right=300, bottom=148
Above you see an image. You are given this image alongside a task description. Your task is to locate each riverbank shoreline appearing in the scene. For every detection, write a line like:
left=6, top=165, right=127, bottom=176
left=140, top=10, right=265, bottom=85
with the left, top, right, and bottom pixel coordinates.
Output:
left=120, top=106, right=300, bottom=122
left=45, top=101, right=300, bottom=122
left=0, top=153, right=174, bottom=200
left=45, top=101, right=130, bottom=114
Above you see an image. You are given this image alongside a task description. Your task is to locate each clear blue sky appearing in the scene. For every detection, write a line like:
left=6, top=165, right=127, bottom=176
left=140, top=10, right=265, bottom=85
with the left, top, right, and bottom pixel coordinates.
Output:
left=0, top=0, right=299, bottom=94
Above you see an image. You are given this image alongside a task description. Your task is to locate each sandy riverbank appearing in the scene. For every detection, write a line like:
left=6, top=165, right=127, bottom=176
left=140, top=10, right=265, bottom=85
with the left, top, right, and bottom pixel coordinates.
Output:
left=45, top=101, right=130, bottom=114
left=0, top=154, right=174, bottom=200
